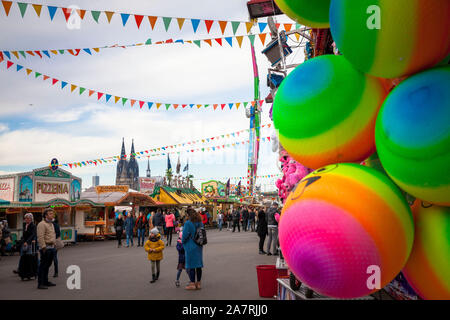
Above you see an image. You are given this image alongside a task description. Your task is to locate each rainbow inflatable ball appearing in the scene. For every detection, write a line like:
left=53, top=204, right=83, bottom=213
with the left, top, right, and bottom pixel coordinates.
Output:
left=403, top=201, right=450, bottom=300
left=279, top=163, right=414, bottom=298
left=375, top=66, right=450, bottom=206
left=329, top=0, right=450, bottom=78
left=274, top=0, right=331, bottom=28
left=273, top=55, right=387, bottom=170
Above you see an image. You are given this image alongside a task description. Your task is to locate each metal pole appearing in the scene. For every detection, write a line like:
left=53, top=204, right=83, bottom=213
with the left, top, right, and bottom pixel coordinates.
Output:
left=248, top=43, right=260, bottom=197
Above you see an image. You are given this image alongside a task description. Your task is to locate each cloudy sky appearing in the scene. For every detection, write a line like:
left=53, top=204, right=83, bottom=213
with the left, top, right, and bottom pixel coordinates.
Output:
left=0, top=0, right=304, bottom=191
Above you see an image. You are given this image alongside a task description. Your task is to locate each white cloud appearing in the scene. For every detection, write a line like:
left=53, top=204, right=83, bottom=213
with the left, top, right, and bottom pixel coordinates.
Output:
left=0, top=123, right=8, bottom=133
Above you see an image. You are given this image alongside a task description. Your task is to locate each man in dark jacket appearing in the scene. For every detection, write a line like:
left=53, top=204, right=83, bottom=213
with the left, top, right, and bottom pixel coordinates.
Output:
left=241, top=207, right=249, bottom=232
left=135, top=212, right=147, bottom=247
left=256, top=209, right=268, bottom=254
left=152, top=209, right=165, bottom=236
left=248, top=207, right=256, bottom=232
left=266, top=202, right=279, bottom=256
left=52, top=217, right=61, bottom=277
left=114, top=214, right=124, bottom=247
left=232, top=207, right=241, bottom=232
left=124, top=212, right=135, bottom=247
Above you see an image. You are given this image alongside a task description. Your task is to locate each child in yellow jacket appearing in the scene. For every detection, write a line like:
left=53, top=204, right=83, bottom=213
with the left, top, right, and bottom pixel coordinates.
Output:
left=144, top=227, right=165, bottom=283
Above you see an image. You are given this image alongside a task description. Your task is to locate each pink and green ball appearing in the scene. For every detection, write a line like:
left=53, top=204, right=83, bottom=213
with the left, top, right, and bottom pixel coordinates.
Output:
left=375, top=66, right=450, bottom=206
left=274, top=0, right=331, bottom=28
left=279, top=163, right=414, bottom=298
left=403, top=201, right=450, bottom=300
left=273, top=55, right=387, bottom=170
left=330, top=0, right=450, bottom=78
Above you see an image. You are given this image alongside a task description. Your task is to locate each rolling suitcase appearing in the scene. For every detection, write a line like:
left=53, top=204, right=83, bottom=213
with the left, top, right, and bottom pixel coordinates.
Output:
left=18, top=241, right=38, bottom=280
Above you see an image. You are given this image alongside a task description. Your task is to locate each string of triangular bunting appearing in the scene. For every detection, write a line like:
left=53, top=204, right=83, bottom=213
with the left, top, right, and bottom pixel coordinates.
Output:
left=0, top=56, right=266, bottom=110
left=1, top=1, right=297, bottom=34
left=194, top=174, right=282, bottom=181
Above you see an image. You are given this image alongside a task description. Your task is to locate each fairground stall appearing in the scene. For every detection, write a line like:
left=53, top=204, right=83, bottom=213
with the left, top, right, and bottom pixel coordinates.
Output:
left=150, top=186, right=208, bottom=215
left=0, top=165, right=83, bottom=244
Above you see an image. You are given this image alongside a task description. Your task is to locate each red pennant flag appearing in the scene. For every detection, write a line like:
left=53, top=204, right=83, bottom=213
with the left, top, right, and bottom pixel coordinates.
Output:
left=62, top=8, right=72, bottom=22
left=97, top=92, right=104, bottom=100
left=275, top=23, right=280, bottom=29
left=0, top=52, right=3, bottom=63
left=88, top=90, right=95, bottom=97
left=52, top=78, right=59, bottom=85
left=6, top=61, right=13, bottom=69
left=34, top=51, right=43, bottom=58
left=215, top=38, right=222, bottom=46
left=68, top=163, right=72, bottom=169
left=221, top=104, right=225, bottom=110
left=43, top=75, right=50, bottom=81
left=134, top=15, right=144, bottom=28
left=259, top=100, right=264, bottom=107
left=267, top=136, right=271, bottom=141
left=182, top=104, right=187, bottom=108
left=139, top=101, right=145, bottom=109
left=67, top=49, right=81, bottom=56
left=2, top=1, right=12, bottom=16
left=204, top=20, right=214, bottom=33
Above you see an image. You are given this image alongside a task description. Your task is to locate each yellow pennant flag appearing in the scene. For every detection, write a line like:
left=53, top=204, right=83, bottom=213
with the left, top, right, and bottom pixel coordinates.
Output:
left=50, top=50, right=58, bottom=55
left=236, top=36, right=244, bottom=48
left=104, top=11, right=114, bottom=23
left=26, top=69, right=32, bottom=75
left=236, top=103, right=241, bottom=109
left=92, top=48, right=100, bottom=52
left=197, top=104, right=202, bottom=109
left=70, top=84, right=77, bottom=92
left=11, top=51, right=19, bottom=59
left=114, top=96, right=120, bottom=103
left=32, top=4, right=42, bottom=17
left=245, top=22, right=253, bottom=34
left=156, top=103, right=162, bottom=109
left=177, top=18, right=185, bottom=30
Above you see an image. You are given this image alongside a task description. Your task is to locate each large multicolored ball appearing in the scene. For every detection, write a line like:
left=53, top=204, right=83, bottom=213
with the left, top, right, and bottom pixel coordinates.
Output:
left=403, top=201, right=450, bottom=300
left=274, top=0, right=330, bottom=28
left=375, top=66, right=450, bottom=206
left=279, top=163, right=414, bottom=298
left=329, top=0, right=450, bottom=78
left=273, top=55, right=387, bottom=170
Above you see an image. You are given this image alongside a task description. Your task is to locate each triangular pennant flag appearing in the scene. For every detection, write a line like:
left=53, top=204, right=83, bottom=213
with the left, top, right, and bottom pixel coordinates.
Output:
left=248, top=34, right=256, bottom=45
left=231, top=21, right=240, bottom=35
left=258, top=22, right=267, bottom=33
left=120, top=13, right=130, bottom=26
left=25, top=51, right=34, bottom=56
left=50, top=50, right=58, bottom=55
left=105, top=94, right=111, bottom=102
left=189, top=104, right=194, bottom=108
left=191, top=19, right=200, bottom=33
left=215, top=38, right=222, bottom=46
left=139, top=101, right=145, bottom=109
left=197, top=104, right=202, bottom=109
left=176, top=18, right=185, bottom=30
left=218, top=21, right=228, bottom=34
left=11, top=51, right=18, bottom=59
left=182, top=104, right=187, bottom=108
left=6, top=61, right=13, bottom=69
left=17, top=2, right=28, bottom=18
left=62, top=7, right=72, bottom=22
left=134, top=14, right=144, bottom=28
left=114, top=96, right=120, bottom=103
left=83, top=48, right=91, bottom=55
left=61, top=81, right=68, bottom=89
left=33, top=4, right=42, bottom=17
left=42, top=50, right=50, bottom=58
left=19, top=51, right=26, bottom=58
left=70, top=84, right=77, bottom=92
left=156, top=103, right=162, bottom=109
left=47, top=6, right=57, bottom=21
left=87, top=90, right=94, bottom=96
left=259, top=100, right=264, bottom=107
left=130, top=99, right=136, bottom=107
left=204, top=39, right=212, bottom=47
left=229, top=103, right=233, bottom=110
left=97, top=92, right=104, bottom=100
left=3, top=51, right=10, bottom=59
left=236, top=36, right=244, bottom=48
left=173, top=104, right=179, bottom=109
left=213, top=104, right=218, bottom=110
left=58, top=50, right=64, bottom=54
left=148, top=16, right=158, bottom=29
left=275, top=23, right=280, bottom=30
left=104, top=11, right=114, bottom=23
left=165, top=104, right=171, bottom=110
left=2, top=1, right=12, bottom=16
left=221, top=104, right=225, bottom=110
left=245, top=22, right=253, bottom=33
left=147, top=102, right=153, bottom=110
left=34, top=51, right=42, bottom=58
left=284, top=23, right=292, bottom=32
left=77, top=9, right=86, bottom=20
left=259, top=33, right=267, bottom=46
left=163, top=17, right=172, bottom=31
left=16, top=64, right=23, bottom=71
left=225, top=37, right=233, bottom=47
left=122, top=98, right=128, bottom=105
left=236, top=102, right=241, bottom=109
left=52, top=78, right=58, bottom=85
left=91, top=10, right=100, bottom=22
left=244, top=102, right=248, bottom=108
left=79, top=87, right=85, bottom=95
left=193, top=40, right=201, bottom=48
left=204, top=20, right=214, bottom=33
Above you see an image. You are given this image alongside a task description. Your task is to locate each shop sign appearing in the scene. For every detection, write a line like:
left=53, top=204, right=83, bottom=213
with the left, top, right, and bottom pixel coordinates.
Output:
left=60, top=227, right=75, bottom=242
left=139, top=177, right=157, bottom=194
left=19, top=176, right=33, bottom=202
left=35, top=180, right=70, bottom=202
left=0, top=177, right=15, bottom=202
left=96, top=185, right=129, bottom=193
left=201, top=180, right=226, bottom=198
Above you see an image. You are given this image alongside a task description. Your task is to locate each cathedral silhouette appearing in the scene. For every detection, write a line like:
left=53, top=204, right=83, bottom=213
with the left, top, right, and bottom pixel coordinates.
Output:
left=115, top=138, right=139, bottom=190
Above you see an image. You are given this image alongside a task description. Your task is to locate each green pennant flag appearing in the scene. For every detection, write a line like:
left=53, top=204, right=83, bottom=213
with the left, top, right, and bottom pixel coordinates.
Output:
left=79, top=87, right=86, bottom=95
left=122, top=98, right=128, bottom=105
left=91, top=11, right=101, bottom=23
left=204, top=104, right=210, bottom=108
left=202, top=148, right=205, bottom=152
left=35, top=72, right=41, bottom=78
left=248, top=34, right=256, bottom=45
left=193, top=40, right=201, bottom=48
left=163, top=17, right=172, bottom=31
left=145, top=38, right=152, bottom=45
left=296, top=23, right=301, bottom=29
left=19, top=51, right=26, bottom=58
left=165, top=104, right=171, bottom=110
left=244, top=102, right=248, bottom=107
left=231, top=21, right=240, bottom=35
left=17, top=2, right=28, bottom=18
left=59, top=50, right=64, bottom=54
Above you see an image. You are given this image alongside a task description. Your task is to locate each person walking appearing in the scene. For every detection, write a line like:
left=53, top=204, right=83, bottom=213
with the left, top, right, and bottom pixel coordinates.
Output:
left=175, top=228, right=188, bottom=287
left=242, top=207, right=249, bottom=232
left=165, top=210, right=176, bottom=246
left=182, top=208, right=204, bottom=290
left=232, top=207, right=241, bottom=232
left=217, top=211, right=224, bottom=231
left=152, top=209, right=165, bottom=236
left=248, top=207, right=256, bottom=232
left=124, top=212, right=135, bottom=247
left=266, top=202, right=280, bottom=256
left=51, top=216, right=61, bottom=278
left=36, top=208, right=57, bottom=289
left=17, top=213, right=37, bottom=280
left=114, top=213, right=124, bottom=247
left=256, top=209, right=268, bottom=254
left=135, top=212, right=147, bottom=247
left=0, top=220, right=11, bottom=256
left=227, top=209, right=233, bottom=231
left=200, top=209, right=208, bottom=227
left=144, top=227, right=165, bottom=283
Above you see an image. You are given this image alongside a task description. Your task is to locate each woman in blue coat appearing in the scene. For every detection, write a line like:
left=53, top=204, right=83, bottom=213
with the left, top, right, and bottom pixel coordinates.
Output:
left=182, top=208, right=204, bottom=290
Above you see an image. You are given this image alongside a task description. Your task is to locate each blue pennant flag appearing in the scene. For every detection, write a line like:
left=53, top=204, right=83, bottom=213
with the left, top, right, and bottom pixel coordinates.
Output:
left=16, top=65, right=23, bottom=72
left=258, top=22, right=268, bottom=33
left=148, top=102, right=153, bottom=110
left=121, top=13, right=130, bottom=26
left=105, top=94, right=112, bottom=102
left=191, top=19, right=200, bottom=33
left=225, top=37, right=233, bottom=47
left=3, top=51, right=10, bottom=59
left=61, top=81, right=68, bottom=89
left=48, top=6, right=57, bottom=21
left=42, top=50, right=50, bottom=58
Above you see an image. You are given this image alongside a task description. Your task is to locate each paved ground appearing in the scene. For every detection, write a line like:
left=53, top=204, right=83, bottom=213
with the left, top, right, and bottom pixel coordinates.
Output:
left=0, top=228, right=278, bottom=300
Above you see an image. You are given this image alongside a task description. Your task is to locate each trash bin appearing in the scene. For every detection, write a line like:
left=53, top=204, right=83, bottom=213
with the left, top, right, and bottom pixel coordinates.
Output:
left=256, top=265, right=278, bottom=298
